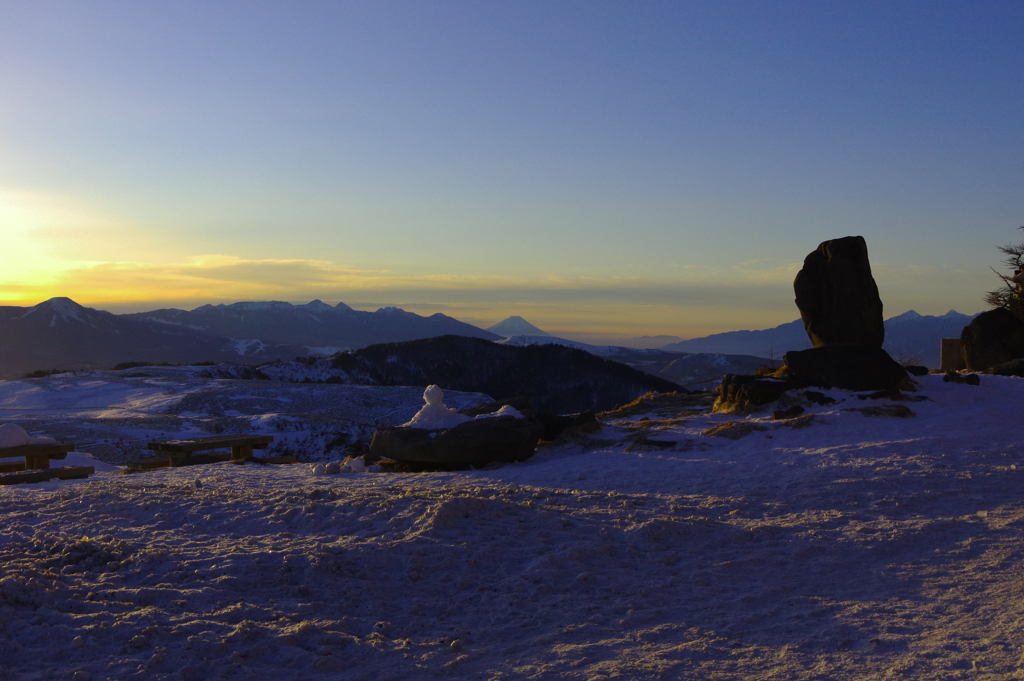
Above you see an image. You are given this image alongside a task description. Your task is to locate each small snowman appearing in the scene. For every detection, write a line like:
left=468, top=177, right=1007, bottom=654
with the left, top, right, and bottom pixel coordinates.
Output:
left=401, top=385, right=472, bottom=430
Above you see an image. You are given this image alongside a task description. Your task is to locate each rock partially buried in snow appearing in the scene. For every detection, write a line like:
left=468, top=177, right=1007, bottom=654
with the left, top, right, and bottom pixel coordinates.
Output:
left=309, top=457, right=367, bottom=476
left=371, top=415, right=544, bottom=468
left=374, top=385, right=542, bottom=468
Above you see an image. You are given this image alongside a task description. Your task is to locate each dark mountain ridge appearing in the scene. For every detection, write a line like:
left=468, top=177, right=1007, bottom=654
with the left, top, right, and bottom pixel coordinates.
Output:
left=126, top=299, right=500, bottom=348
left=0, top=297, right=305, bottom=378
left=0, top=297, right=501, bottom=378
left=268, top=335, right=685, bottom=413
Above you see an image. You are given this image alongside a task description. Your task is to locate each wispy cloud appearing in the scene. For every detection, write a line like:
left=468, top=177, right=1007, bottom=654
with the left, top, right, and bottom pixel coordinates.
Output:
left=0, top=255, right=798, bottom=306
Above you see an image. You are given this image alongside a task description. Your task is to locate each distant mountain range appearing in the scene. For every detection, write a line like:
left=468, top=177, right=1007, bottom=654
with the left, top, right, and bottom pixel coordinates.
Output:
left=127, top=299, right=499, bottom=348
left=496, top=334, right=768, bottom=389
left=0, top=299, right=980, bottom=380
left=0, top=297, right=293, bottom=378
left=0, top=297, right=499, bottom=378
left=491, top=309, right=980, bottom=381
left=627, top=334, right=685, bottom=349
left=662, top=310, right=977, bottom=368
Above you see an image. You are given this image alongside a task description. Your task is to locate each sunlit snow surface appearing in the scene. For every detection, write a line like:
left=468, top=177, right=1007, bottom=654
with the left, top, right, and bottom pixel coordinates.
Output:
left=3, top=372, right=1024, bottom=679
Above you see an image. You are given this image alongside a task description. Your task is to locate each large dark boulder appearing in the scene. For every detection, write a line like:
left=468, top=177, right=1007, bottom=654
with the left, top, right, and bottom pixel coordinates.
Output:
left=369, top=416, right=544, bottom=468
left=960, top=308, right=1024, bottom=372
left=793, top=236, right=885, bottom=348
left=782, top=345, right=908, bottom=391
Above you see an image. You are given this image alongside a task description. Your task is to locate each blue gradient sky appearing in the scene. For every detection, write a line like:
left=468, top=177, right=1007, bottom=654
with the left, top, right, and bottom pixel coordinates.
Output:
left=2, top=1, right=1022, bottom=342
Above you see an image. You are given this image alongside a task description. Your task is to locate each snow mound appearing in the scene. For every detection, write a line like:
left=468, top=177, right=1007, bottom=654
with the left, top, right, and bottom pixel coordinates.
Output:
left=0, top=423, right=56, bottom=448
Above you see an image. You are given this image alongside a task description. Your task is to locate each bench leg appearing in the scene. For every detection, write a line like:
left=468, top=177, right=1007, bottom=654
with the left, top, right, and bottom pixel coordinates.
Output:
left=231, top=444, right=253, bottom=462
left=24, top=454, right=50, bottom=470
left=168, top=453, right=192, bottom=467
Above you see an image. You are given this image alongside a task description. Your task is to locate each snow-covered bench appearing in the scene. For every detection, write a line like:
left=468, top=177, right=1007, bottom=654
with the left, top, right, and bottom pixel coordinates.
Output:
left=128, top=434, right=288, bottom=470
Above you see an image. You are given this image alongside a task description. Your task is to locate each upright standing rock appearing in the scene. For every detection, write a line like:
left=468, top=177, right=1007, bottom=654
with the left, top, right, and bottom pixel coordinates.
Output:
left=714, top=234, right=908, bottom=408
left=793, top=235, right=885, bottom=348
left=779, top=236, right=907, bottom=391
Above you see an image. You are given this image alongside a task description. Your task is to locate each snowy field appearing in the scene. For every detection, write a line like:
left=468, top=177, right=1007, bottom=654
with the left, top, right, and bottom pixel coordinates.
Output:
left=3, top=372, right=1024, bottom=680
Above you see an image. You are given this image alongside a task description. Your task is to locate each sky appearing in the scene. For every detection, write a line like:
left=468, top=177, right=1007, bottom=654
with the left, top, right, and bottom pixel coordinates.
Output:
left=1, top=1, right=1023, bottom=344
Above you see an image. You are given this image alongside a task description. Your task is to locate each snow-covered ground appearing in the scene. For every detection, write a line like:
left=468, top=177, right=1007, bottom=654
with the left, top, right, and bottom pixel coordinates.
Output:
left=3, top=372, right=1024, bottom=679
left=0, top=367, right=492, bottom=466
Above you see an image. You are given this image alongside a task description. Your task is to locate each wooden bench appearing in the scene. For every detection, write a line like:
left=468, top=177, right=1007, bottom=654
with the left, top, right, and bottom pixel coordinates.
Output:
left=0, top=443, right=93, bottom=485
left=129, top=434, right=288, bottom=471
left=0, top=443, right=75, bottom=472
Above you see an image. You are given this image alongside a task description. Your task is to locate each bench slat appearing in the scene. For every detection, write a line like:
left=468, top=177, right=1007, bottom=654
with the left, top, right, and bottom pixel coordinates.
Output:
left=0, top=466, right=94, bottom=486
left=232, top=455, right=298, bottom=465
left=0, top=444, right=74, bottom=457
left=127, top=457, right=171, bottom=471
left=147, top=434, right=273, bottom=454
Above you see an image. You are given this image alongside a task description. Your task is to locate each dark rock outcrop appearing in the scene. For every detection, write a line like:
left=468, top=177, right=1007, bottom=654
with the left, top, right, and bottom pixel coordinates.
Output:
left=943, top=371, right=981, bottom=385
left=803, top=391, right=836, bottom=406
left=713, top=374, right=807, bottom=413
left=988, top=358, right=1024, bottom=377
left=532, top=410, right=599, bottom=441
left=781, top=345, right=908, bottom=391
left=960, top=308, right=1024, bottom=372
left=772, top=405, right=805, bottom=420
left=369, top=416, right=544, bottom=468
left=793, top=236, right=885, bottom=349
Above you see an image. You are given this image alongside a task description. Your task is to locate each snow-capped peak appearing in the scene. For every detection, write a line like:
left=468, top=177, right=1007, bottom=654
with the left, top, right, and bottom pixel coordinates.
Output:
left=21, top=297, right=88, bottom=323
left=487, top=316, right=552, bottom=338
